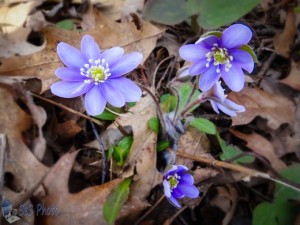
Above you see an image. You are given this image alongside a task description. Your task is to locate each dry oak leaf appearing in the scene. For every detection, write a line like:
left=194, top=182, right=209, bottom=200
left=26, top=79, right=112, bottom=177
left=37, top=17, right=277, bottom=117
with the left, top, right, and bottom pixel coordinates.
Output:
left=0, top=10, right=165, bottom=93
left=110, top=90, right=162, bottom=211
left=36, top=151, right=123, bottom=225
left=280, top=61, right=300, bottom=91
left=230, top=129, right=286, bottom=171
left=273, top=8, right=297, bottom=58
left=0, top=86, right=48, bottom=204
left=228, top=87, right=295, bottom=129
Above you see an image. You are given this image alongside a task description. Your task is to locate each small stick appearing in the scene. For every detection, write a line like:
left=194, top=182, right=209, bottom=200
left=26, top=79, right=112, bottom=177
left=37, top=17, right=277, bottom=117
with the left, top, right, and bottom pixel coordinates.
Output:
left=0, top=134, right=7, bottom=210
left=31, top=92, right=103, bottom=126
left=176, top=151, right=300, bottom=193
left=89, top=121, right=106, bottom=184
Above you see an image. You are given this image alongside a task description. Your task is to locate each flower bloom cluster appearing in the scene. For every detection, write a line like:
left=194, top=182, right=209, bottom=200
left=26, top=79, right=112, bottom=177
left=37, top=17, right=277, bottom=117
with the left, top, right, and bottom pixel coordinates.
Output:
left=179, top=24, right=255, bottom=116
left=163, top=165, right=199, bottom=208
left=51, top=35, right=143, bottom=116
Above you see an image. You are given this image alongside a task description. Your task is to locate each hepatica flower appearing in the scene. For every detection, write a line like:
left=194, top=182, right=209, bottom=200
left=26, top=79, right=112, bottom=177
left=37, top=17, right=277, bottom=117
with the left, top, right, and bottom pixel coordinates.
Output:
left=179, top=24, right=255, bottom=92
left=163, top=165, right=199, bottom=208
left=51, top=35, right=143, bottom=116
left=205, top=81, right=245, bottom=117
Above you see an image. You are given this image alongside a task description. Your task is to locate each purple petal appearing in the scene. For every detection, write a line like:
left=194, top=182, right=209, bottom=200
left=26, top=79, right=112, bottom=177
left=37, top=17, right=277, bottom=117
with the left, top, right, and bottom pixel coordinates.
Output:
left=230, top=49, right=254, bottom=73
left=172, top=188, right=184, bottom=199
left=210, top=100, right=220, bottom=114
left=163, top=180, right=171, bottom=197
left=168, top=196, right=181, bottom=208
left=107, top=77, right=142, bottom=102
left=177, top=184, right=199, bottom=198
left=50, top=81, right=93, bottom=98
left=221, top=64, right=245, bottom=92
left=84, top=85, right=106, bottom=116
left=175, top=165, right=189, bottom=174
left=55, top=67, right=85, bottom=81
left=224, top=99, right=245, bottom=112
left=109, top=52, right=143, bottom=78
left=222, top=24, right=252, bottom=49
left=81, top=35, right=101, bottom=62
left=212, top=81, right=226, bottom=101
left=179, top=174, right=194, bottom=185
left=199, top=66, right=221, bottom=92
left=189, top=59, right=208, bottom=76
left=57, top=42, right=86, bottom=69
left=196, top=35, right=221, bottom=48
left=100, top=47, right=124, bottom=66
left=179, top=44, right=209, bottom=62
left=214, top=102, right=237, bottom=117
left=100, top=83, right=125, bottom=107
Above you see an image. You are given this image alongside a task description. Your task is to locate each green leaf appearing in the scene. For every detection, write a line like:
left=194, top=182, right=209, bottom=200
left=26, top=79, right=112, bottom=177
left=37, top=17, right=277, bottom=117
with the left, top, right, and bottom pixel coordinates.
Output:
left=160, top=94, right=177, bottom=112
left=252, top=202, right=298, bottom=225
left=95, top=109, right=117, bottom=121
left=217, top=134, right=254, bottom=164
left=274, top=164, right=300, bottom=203
left=294, top=6, right=300, bottom=14
left=157, top=140, right=170, bottom=152
left=240, top=44, right=258, bottom=63
left=127, top=102, right=136, bottom=107
left=55, top=19, right=75, bottom=30
left=113, top=136, right=133, bottom=166
left=143, top=0, right=199, bottom=25
left=189, top=118, right=217, bottom=135
left=178, top=83, right=200, bottom=114
left=148, top=117, right=160, bottom=133
left=103, top=177, right=132, bottom=225
left=197, top=0, right=260, bottom=29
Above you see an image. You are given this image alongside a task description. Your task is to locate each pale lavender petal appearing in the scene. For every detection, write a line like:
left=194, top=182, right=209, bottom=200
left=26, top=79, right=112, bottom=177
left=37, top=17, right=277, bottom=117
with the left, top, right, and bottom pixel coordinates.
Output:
left=196, top=35, right=221, bottom=48
left=224, top=99, right=246, bottom=112
left=168, top=195, right=181, bottom=208
left=172, top=188, right=184, bottom=199
left=179, top=174, right=194, bottom=185
left=214, top=102, right=237, bottom=117
left=179, top=44, right=209, bottom=62
left=210, top=100, right=220, bottom=114
left=100, top=83, right=125, bottom=107
left=178, top=67, right=190, bottom=78
left=163, top=180, right=171, bottom=198
left=100, top=47, right=124, bottom=66
left=212, top=81, right=226, bottom=101
left=199, top=66, right=220, bottom=92
left=175, top=165, right=189, bottom=174
left=189, top=59, right=208, bottom=76
left=84, top=85, right=106, bottom=116
left=57, top=42, right=86, bottom=69
left=222, top=24, right=252, bottom=49
left=81, top=35, right=100, bottom=61
left=55, top=67, right=85, bottom=81
left=165, top=165, right=178, bottom=176
left=177, top=184, right=199, bottom=198
left=109, top=52, right=143, bottom=78
left=107, top=77, right=142, bottom=102
left=230, top=49, right=254, bottom=73
left=221, top=64, right=245, bottom=92
left=50, top=81, right=93, bottom=98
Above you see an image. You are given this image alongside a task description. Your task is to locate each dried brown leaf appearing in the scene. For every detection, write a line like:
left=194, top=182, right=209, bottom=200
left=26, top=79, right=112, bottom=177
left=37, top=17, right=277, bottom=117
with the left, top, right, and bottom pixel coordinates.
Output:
left=273, top=9, right=296, bottom=57
left=230, top=129, right=287, bottom=171
left=0, top=11, right=164, bottom=93
left=0, top=86, right=48, bottom=204
left=36, top=151, right=123, bottom=225
left=228, top=87, right=295, bottom=129
left=280, top=61, right=300, bottom=91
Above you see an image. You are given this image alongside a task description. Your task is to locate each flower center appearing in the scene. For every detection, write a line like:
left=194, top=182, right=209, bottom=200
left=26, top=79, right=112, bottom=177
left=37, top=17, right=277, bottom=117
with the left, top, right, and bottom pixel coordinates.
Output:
left=167, top=174, right=180, bottom=190
left=205, top=43, right=233, bottom=73
left=80, top=59, right=111, bottom=85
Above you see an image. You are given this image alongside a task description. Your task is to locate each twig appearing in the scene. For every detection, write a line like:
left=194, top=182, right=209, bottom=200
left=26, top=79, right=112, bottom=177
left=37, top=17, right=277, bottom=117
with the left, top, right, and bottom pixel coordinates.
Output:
left=152, top=56, right=174, bottom=87
left=176, top=151, right=300, bottom=193
left=156, top=57, right=176, bottom=90
left=89, top=121, right=106, bottom=184
left=30, top=92, right=103, bottom=126
left=0, top=134, right=7, bottom=211
left=179, top=94, right=205, bottom=118
left=163, top=205, right=188, bottom=225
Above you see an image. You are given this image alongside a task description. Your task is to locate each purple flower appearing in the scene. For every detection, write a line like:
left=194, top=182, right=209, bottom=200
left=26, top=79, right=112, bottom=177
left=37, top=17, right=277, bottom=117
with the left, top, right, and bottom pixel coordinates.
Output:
left=204, top=81, right=245, bottom=117
left=163, top=165, right=199, bottom=208
left=179, top=24, right=254, bottom=92
left=51, top=35, right=143, bottom=116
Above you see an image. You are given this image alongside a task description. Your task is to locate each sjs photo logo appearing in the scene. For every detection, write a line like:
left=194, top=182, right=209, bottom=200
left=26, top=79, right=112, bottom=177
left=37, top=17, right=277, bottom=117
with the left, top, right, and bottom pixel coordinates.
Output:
left=1, top=198, right=59, bottom=224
